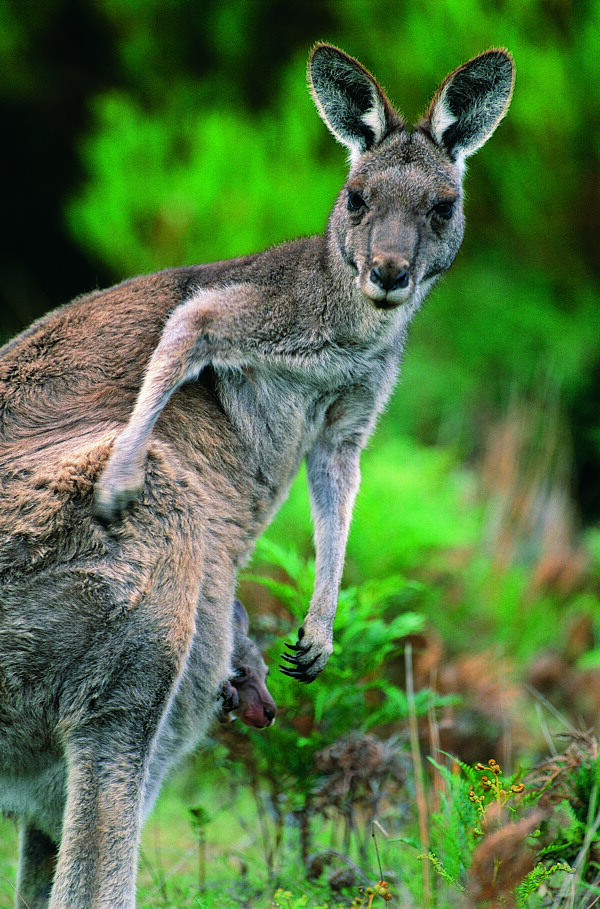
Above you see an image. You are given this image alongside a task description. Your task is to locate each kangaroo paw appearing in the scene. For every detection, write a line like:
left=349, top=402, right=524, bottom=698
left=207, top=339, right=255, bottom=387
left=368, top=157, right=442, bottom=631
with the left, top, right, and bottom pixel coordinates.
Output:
left=279, top=626, right=331, bottom=683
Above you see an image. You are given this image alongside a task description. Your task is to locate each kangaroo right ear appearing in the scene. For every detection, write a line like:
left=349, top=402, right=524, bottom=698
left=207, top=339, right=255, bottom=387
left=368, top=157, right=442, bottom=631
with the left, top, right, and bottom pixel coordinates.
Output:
left=309, top=44, right=401, bottom=164
left=232, top=598, right=249, bottom=636
left=424, top=49, right=515, bottom=163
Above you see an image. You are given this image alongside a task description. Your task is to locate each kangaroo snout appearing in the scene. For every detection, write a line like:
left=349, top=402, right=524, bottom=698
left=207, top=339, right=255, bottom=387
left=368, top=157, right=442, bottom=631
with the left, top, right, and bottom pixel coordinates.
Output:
left=363, top=254, right=412, bottom=306
left=370, top=257, right=410, bottom=291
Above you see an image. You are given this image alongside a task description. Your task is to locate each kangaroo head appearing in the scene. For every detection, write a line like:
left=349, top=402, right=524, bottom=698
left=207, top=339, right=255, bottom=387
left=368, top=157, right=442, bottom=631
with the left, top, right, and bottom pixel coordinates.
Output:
left=309, top=44, right=514, bottom=310
left=228, top=599, right=276, bottom=728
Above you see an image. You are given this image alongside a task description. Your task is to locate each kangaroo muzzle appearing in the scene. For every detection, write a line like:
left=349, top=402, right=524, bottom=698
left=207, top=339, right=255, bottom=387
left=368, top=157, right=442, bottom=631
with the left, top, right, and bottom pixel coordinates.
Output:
left=362, top=254, right=413, bottom=307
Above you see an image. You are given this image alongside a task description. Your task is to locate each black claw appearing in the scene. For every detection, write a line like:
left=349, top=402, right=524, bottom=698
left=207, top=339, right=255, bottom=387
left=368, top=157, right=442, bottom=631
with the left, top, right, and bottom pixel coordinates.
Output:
left=279, top=664, right=302, bottom=677
left=279, top=627, right=322, bottom=682
left=279, top=648, right=321, bottom=682
left=279, top=664, right=316, bottom=682
left=282, top=626, right=309, bottom=655
left=284, top=640, right=309, bottom=654
left=280, top=652, right=301, bottom=666
left=301, top=652, right=321, bottom=672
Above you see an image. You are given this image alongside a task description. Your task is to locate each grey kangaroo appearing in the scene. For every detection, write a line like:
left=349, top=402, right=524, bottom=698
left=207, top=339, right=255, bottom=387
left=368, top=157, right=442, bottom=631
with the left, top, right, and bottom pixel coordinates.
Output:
left=1, top=599, right=274, bottom=909
left=0, top=43, right=513, bottom=908
left=217, top=599, right=276, bottom=729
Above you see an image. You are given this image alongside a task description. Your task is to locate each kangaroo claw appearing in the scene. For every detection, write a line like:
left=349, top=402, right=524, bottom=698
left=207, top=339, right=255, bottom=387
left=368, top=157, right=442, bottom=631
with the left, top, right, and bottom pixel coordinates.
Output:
left=279, top=663, right=318, bottom=683
left=279, top=627, right=324, bottom=682
left=283, top=638, right=310, bottom=655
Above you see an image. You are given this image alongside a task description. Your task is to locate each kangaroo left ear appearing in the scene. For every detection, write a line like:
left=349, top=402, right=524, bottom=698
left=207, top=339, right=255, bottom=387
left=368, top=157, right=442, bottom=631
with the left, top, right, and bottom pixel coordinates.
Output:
left=423, top=49, right=515, bottom=163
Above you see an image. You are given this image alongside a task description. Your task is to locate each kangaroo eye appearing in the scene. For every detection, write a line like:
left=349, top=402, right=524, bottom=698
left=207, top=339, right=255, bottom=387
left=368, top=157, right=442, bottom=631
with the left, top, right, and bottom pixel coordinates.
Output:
left=347, top=191, right=366, bottom=212
left=231, top=667, right=247, bottom=682
left=433, top=200, right=455, bottom=220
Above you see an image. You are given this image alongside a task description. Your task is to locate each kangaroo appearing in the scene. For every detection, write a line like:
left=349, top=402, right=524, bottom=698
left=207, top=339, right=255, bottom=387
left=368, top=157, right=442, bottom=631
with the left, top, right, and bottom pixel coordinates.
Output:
left=145, top=598, right=275, bottom=812
left=0, top=44, right=513, bottom=908
left=218, top=599, right=277, bottom=728
left=3, top=600, right=274, bottom=909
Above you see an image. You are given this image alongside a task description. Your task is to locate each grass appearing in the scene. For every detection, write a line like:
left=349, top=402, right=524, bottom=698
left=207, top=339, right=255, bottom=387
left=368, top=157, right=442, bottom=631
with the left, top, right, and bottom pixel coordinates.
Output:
left=139, top=762, right=415, bottom=908
left=0, top=817, right=17, bottom=907
left=3, top=712, right=596, bottom=908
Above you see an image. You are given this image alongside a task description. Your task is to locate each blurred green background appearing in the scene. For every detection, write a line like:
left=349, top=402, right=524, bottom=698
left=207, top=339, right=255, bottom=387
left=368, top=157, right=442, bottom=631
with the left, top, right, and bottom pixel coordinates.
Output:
left=1, top=4, right=600, bottom=902
left=1, top=0, right=599, bottom=520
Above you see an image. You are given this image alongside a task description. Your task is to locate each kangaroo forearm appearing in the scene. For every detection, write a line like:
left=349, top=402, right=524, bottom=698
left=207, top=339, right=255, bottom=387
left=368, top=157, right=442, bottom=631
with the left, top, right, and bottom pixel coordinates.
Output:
left=283, top=440, right=360, bottom=677
left=307, top=438, right=361, bottom=574
left=95, top=292, right=261, bottom=520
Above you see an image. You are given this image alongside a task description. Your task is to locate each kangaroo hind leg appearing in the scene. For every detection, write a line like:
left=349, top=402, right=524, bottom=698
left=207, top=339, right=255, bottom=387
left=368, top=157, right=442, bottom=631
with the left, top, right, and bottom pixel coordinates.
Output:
left=49, top=660, right=179, bottom=909
left=16, top=824, right=57, bottom=909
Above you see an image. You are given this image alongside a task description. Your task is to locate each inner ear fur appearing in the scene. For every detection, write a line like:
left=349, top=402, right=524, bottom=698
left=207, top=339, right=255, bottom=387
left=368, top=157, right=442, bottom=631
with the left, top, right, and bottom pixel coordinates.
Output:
left=422, top=49, right=515, bottom=161
left=309, top=43, right=403, bottom=160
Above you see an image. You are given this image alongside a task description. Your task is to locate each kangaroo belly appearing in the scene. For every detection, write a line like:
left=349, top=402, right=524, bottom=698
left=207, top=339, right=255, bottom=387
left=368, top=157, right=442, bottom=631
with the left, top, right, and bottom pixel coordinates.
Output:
left=0, top=758, right=66, bottom=841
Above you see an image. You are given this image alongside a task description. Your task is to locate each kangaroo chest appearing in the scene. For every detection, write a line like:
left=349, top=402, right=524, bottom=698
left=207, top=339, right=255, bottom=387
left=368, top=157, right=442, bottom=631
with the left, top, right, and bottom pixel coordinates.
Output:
left=215, top=365, right=337, bottom=475
left=212, top=345, right=392, bottom=496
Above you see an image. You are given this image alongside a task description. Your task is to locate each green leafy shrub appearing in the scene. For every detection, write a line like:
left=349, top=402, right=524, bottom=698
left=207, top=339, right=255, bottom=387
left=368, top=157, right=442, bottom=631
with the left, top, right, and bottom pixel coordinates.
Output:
left=66, top=0, right=600, bottom=464
left=68, top=65, right=335, bottom=278
left=198, top=539, right=447, bottom=882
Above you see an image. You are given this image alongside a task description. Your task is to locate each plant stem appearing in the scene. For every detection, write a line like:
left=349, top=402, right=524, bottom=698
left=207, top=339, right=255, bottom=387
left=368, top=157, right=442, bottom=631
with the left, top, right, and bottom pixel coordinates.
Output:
left=405, top=643, right=431, bottom=908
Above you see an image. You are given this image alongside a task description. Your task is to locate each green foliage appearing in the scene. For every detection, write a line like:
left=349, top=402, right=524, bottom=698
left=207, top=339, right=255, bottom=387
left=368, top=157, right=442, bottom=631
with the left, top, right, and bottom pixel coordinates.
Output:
left=63, top=0, right=600, bottom=464
left=68, top=66, right=335, bottom=277
left=261, top=429, right=598, bottom=669
left=516, top=861, right=574, bottom=904
left=572, top=753, right=600, bottom=827
left=260, top=435, right=482, bottom=586
left=244, top=537, right=429, bottom=776
left=271, top=888, right=342, bottom=909
left=0, top=816, right=17, bottom=908
left=413, top=749, right=600, bottom=907
left=424, top=758, right=482, bottom=889
left=265, top=877, right=393, bottom=907
left=421, top=756, right=576, bottom=905
left=138, top=739, right=600, bottom=907
left=540, top=752, right=600, bottom=878
left=215, top=540, right=448, bottom=880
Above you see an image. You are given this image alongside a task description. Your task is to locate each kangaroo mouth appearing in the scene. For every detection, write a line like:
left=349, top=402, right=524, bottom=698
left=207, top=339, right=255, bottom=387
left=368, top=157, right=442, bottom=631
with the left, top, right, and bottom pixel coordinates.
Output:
left=362, top=282, right=413, bottom=309
left=373, top=298, right=402, bottom=310
left=360, top=268, right=413, bottom=309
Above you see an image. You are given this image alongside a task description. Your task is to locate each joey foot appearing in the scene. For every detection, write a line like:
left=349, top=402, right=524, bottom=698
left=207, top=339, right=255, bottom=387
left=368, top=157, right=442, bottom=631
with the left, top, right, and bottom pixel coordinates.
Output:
left=280, top=624, right=333, bottom=683
left=94, top=451, right=145, bottom=524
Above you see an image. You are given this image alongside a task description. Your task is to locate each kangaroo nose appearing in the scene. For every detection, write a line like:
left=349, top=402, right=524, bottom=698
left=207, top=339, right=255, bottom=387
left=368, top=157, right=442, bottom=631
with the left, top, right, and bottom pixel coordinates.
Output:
left=370, top=258, right=410, bottom=292
left=264, top=703, right=276, bottom=724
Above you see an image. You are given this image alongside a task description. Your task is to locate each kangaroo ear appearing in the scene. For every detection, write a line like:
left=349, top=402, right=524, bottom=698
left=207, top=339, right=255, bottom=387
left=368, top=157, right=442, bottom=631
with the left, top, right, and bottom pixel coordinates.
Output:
left=232, top=598, right=249, bottom=636
left=309, top=44, right=401, bottom=164
left=424, top=50, right=515, bottom=163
